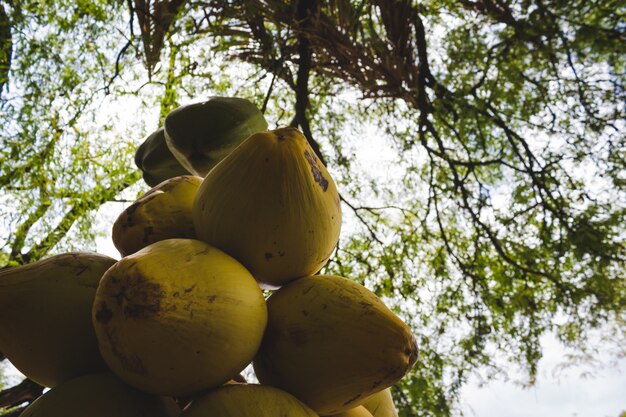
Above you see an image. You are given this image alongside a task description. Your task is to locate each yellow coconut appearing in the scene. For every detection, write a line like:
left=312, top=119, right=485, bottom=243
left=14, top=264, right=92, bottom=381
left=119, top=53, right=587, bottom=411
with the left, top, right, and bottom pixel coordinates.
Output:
left=92, top=238, right=268, bottom=397
left=253, top=275, right=418, bottom=415
left=19, top=372, right=179, bottom=417
left=193, top=127, right=341, bottom=288
left=112, top=175, right=202, bottom=257
left=176, top=373, right=248, bottom=408
left=180, top=384, right=319, bottom=417
left=327, top=406, right=374, bottom=417
left=361, top=388, right=399, bottom=417
left=0, top=253, right=115, bottom=387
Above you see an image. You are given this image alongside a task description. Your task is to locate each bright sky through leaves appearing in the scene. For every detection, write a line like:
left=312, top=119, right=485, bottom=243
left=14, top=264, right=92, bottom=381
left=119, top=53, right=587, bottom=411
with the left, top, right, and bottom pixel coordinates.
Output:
left=1, top=1, right=625, bottom=416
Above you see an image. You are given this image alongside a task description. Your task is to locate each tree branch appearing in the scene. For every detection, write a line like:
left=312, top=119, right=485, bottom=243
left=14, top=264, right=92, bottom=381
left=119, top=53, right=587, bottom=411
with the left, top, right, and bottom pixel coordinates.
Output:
left=9, top=199, right=51, bottom=265
left=0, top=379, right=43, bottom=411
left=339, top=194, right=384, bottom=245
left=103, top=0, right=136, bottom=93
left=15, top=171, right=140, bottom=264
left=289, top=0, right=326, bottom=166
left=0, top=406, right=27, bottom=417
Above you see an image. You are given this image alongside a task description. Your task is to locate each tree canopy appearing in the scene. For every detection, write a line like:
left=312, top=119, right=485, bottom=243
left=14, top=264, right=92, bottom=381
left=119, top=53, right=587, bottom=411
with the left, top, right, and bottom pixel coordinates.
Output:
left=1, top=0, right=625, bottom=415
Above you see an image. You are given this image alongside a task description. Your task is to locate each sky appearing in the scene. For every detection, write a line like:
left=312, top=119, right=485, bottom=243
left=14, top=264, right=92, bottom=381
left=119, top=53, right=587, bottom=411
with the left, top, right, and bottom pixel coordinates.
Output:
left=459, top=334, right=626, bottom=417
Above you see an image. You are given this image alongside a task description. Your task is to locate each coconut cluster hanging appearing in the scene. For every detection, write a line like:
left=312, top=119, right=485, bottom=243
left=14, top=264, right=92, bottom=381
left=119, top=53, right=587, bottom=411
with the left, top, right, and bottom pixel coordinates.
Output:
left=0, top=96, right=417, bottom=417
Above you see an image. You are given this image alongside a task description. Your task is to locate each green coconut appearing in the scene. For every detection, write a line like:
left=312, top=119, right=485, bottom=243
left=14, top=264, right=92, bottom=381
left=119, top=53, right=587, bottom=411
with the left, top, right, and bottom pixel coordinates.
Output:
left=164, top=96, right=268, bottom=177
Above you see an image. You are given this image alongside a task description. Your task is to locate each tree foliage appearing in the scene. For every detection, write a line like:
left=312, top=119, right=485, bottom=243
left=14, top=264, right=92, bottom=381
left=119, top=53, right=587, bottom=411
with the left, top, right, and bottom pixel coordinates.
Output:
left=1, top=0, right=625, bottom=415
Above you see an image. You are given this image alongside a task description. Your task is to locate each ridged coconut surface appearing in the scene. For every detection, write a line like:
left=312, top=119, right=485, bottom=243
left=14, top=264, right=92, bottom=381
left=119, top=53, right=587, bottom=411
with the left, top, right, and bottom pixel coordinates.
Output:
left=92, top=239, right=268, bottom=397
left=193, top=127, right=342, bottom=287
left=253, top=275, right=418, bottom=415
left=0, top=253, right=115, bottom=387
left=180, top=384, right=319, bottom=417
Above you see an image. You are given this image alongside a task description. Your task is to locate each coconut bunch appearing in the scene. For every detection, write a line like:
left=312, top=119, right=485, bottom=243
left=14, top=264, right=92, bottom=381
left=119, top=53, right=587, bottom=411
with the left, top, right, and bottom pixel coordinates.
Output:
left=0, top=97, right=416, bottom=417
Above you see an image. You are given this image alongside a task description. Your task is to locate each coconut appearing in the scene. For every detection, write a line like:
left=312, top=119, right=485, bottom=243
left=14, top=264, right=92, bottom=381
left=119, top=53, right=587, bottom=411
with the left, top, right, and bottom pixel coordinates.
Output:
left=180, top=384, right=318, bottom=417
left=19, top=372, right=179, bottom=417
left=193, top=127, right=341, bottom=287
left=92, top=239, right=267, bottom=397
left=253, top=274, right=418, bottom=415
left=112, top=175, right=202, bottom=256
